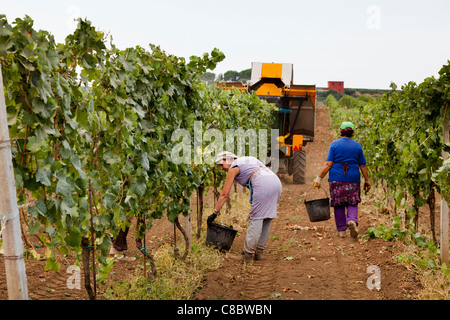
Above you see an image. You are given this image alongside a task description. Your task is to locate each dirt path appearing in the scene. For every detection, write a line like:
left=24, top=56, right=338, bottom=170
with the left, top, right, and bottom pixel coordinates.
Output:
left=194, top=107, right=421, bottom=300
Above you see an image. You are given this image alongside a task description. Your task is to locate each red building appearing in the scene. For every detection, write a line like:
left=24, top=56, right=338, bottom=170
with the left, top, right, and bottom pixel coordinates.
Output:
left=327, top=81, right=344, bottom=94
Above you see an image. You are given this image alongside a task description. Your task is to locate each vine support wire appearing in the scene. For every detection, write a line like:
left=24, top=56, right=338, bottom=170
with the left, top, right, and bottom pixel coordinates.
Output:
left=0, top=64, right=29, bottom=299
left=441, top=103, right=449, bottom=265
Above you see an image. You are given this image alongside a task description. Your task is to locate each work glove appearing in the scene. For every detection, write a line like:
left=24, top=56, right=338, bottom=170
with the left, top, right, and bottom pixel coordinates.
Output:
left=364, top=180, right=372, bottom=194
left=207, top=213, right=217, bottom=225
left=312, top=176, right=322, bottom=189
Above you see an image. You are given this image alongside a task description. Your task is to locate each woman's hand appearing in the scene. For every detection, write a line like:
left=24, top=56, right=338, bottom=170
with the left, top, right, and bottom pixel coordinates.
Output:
left=359, top=165, right=370, bottom=194
left=207, top=213, right=217, bottom=225
left=364, top=180, right=371, bottom=194
left=312, top=176, right=322, bottom=189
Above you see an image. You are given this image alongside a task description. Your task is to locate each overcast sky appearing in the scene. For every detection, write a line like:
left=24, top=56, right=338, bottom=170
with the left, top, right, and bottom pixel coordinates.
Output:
left=2, top=0, right=450, bottom=89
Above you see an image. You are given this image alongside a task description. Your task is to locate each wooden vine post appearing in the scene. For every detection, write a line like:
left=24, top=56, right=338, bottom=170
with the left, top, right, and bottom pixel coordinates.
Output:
left=196, top=184, right=204, bottom=239
left=0, top=64, right=29, bottom=299
left=441, top=104, right=449, bottom=265
left=184, top=189, right=191, bottom=245
left=88, top=180, right=97, bottom=299
left=143, top=217, right=146, bottom=278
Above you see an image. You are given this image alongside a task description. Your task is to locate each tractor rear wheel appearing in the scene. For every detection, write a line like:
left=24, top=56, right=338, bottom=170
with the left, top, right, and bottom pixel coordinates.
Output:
left=292, top=150, right=306, bottom=184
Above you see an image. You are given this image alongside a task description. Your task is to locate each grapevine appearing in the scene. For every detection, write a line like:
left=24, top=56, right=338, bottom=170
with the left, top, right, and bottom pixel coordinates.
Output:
left=0, top=14, right=276, bottom=290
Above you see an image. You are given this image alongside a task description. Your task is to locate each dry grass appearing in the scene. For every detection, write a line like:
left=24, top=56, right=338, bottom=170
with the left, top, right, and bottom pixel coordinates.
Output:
left=104, top=236, right=224, bottom=300
left=104, top=189, right=251, bottom=300
left=212, top=187, right=251, bottom=235
left=418, top=271, right=450, bottom=300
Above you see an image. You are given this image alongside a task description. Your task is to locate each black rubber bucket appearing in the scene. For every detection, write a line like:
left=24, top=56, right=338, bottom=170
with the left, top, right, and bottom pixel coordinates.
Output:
left=205, top=222, right=237, bottom=252
left=304, top=188, right=331, bottom=222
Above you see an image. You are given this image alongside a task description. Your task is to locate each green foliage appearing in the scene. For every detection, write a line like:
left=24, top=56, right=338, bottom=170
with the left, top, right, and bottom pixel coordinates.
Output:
left=366, top=214, right=436, bottom=250
left=239, top=68, right=251, bottom=81
left=202, top=68, right=252, bottom=84
left=324, top=94, right=363, bottom=138
left=433, top=156, right=450, bottom=201
left=366, top=216, right=407, bottom=241
left=366, top=216, right=449, bottom=277
left=222, top=69, right=251, bottom=82
left=223, top=70, right=240, bottom=82
left=355, top=66, right=450, bottom=204
left=0, top=15, right=275, bottom=276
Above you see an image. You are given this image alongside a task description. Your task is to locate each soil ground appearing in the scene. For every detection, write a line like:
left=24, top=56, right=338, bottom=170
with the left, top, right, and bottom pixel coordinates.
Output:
left=0, top=106, right=423, bottom=300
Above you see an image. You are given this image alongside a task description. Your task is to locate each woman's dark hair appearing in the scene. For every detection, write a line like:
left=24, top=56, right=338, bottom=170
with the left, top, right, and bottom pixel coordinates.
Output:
left=340, top=127, right=354, bottom=138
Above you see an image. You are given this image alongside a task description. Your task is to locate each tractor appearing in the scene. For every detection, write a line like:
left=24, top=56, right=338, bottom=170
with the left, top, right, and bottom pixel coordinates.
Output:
left=220, top=62, right=316, bottom=184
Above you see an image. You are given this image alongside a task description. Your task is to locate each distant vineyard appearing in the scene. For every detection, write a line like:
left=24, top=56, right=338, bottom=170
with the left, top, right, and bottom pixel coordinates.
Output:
left=316, top=88, right=389, bottom=103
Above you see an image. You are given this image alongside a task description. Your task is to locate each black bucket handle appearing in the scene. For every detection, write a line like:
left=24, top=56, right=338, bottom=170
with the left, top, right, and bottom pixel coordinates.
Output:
left=304, top=186, right=329, bottom=202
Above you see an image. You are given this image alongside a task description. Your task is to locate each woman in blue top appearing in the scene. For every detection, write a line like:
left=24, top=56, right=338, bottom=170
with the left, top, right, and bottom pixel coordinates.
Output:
left=313, top=122, right=371, bottom=238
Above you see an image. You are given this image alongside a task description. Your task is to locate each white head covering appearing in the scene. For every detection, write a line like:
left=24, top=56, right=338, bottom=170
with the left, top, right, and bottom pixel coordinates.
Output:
left=214, top=151, right=237, bottom=165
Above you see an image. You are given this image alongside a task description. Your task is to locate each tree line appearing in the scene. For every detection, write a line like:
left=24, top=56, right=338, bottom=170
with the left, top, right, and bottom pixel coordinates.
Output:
left=200, top=68, right=251, bottom=84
